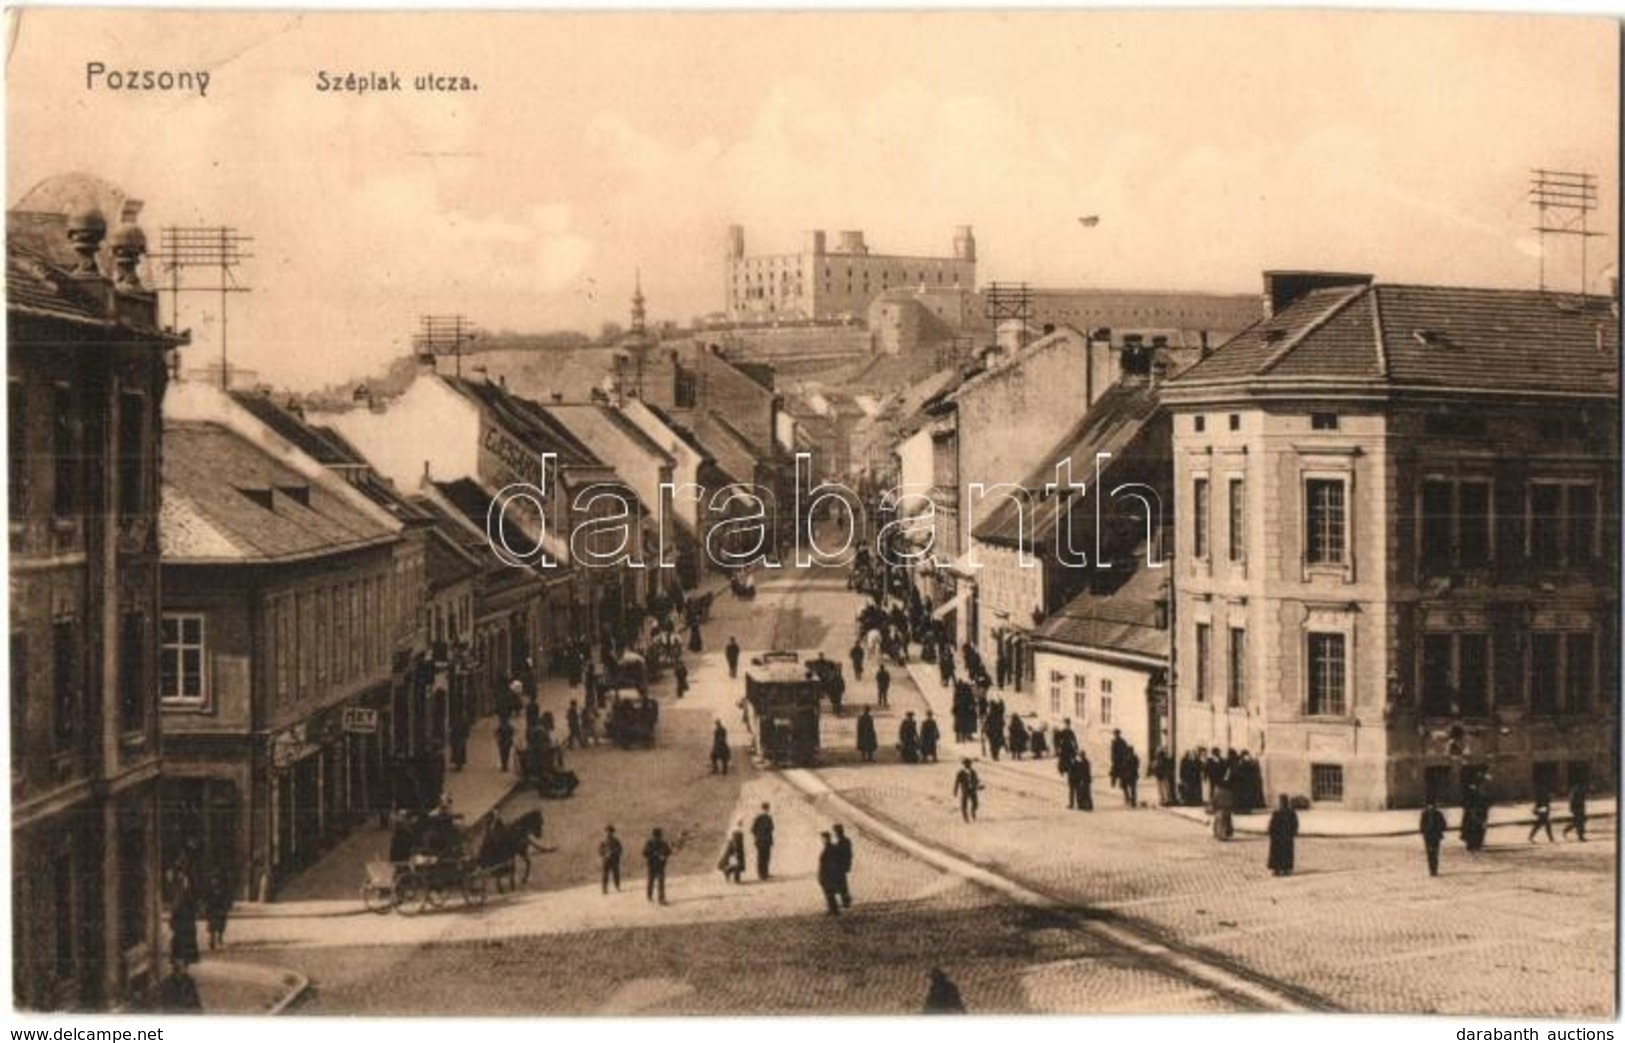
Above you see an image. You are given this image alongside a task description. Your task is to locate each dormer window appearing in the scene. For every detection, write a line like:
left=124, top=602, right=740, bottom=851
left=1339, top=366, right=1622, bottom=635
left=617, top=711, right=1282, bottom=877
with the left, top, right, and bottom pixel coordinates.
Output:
left=237, top=487, right=274, bottom=510
left=276, top=485, right=311, bottom=508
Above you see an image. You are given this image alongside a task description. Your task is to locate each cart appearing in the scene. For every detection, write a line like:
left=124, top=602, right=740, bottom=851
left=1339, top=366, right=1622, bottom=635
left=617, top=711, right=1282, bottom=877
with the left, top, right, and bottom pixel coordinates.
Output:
left=744, top=652, right=824, bottom=767
left=360, top=855, right=494, bottom=914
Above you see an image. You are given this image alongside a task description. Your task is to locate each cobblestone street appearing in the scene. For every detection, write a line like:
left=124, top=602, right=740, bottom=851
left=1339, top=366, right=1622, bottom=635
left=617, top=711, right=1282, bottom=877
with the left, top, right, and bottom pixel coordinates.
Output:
left=216, top=568, right=1616, bottom=1017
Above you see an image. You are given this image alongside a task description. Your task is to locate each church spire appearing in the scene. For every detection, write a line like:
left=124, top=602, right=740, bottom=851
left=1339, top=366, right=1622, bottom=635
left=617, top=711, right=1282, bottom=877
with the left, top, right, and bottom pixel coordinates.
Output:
left=630, top=268, right=647, bottom=333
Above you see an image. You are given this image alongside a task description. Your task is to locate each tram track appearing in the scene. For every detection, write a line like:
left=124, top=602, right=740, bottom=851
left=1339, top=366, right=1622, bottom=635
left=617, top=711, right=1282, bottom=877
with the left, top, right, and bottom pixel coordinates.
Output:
left=763, top=565, right=1340, bottom=1014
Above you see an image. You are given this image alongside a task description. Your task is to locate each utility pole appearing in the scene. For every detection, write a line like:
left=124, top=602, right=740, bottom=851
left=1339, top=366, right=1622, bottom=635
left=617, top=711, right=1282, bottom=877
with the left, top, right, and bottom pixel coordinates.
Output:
left=154, top=226, right=253, bottom=388
left=1530, top=169, right=1601, bottom=295
left=413, top=314, right=479, bottom=378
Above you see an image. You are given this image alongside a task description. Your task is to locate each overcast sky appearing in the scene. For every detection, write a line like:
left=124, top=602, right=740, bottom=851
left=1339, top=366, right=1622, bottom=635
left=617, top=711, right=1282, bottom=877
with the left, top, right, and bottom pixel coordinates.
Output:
left=8, top=9, right=1618, bottom=390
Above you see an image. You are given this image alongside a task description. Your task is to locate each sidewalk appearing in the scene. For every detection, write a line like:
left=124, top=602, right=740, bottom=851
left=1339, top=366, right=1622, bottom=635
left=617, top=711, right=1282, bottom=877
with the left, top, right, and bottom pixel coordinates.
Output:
left=894, top=650, right=1615, bottom=838
left=251, top=674, right=592, bottom=910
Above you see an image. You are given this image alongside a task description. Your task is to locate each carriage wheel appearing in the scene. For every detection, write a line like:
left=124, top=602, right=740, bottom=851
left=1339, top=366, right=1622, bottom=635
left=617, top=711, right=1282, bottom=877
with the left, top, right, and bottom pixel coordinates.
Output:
left=426, top=883, right=450, bottom=909
left=361, top=883, right=396, bottom=915
left=395, top=873, right=426, bottom=915
left=463, top=873, right=489, bottom=909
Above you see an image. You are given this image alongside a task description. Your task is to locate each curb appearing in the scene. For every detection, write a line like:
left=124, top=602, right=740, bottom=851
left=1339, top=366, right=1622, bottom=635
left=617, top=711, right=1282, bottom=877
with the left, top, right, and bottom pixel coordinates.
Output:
left=1160, top=805, right=1615, bottom=839
left=266, top=969, right=312, bottom=1015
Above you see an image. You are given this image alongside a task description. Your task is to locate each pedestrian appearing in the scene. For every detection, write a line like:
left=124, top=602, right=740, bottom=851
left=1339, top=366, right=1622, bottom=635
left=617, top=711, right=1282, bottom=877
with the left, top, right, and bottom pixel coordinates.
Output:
left=751, top=802, right=775, bottom=879
left=1420, top=800, right=1448, bottom=877
left=1152, top=749, right=1175, bottom=806
left=449, top=712, right=470, bottom=772
left=920, top=710, right=941, bottom=763
left=566, top=700, right=585, bottom=749
left=832, top=824, right=854, bottom=909
left=1055, top=719, right=1078, bottom=776
left=524, top=695, right=540, bottom=737
left=1109, top=729, right=1129, bottom=791
left=495, top=716, right=515, bottom=772
left=1121, top=747, right=1140, bottom=808
left=599, top=824, right=623, bottom=893
left=850, top=639, right=866, bottom=681
left=1211, top=782, right=1235, bottom=841
left=817, top=832, right=843, bottom=915
left=1067, top=754, right=1093, bottom=811
left=875, top=663, right=891, bottom=709
left=938, top=648, right=956, bottom=688
left=1029, top=724, right=1049, bottom=760
left=498, top=678, right=524, bottom=722
left=1008, top=714, right=1028, bottom=760
left=1529, top=791, right=1556, bottom=843
left=674, top=659, right=690, bottom=699
left=687, top=622, right=704, bottom=654
left=204, top=873, right=231, bottom=951
left=898, top=711, right=921, bottom=764
left=711, top=720, right=732, bottom=775
left=719, top=822, right=747, bottom=884
left=1563, top=785, right=1588, bottom=842
left=725, top=637, right=741, bottom=679
left=856, top=708, right=878, bottom=763
left=1205, top=747, right=1226, bottom=808
left=1461, top=785, right=1489, bottom=852
left=1267, top=794, right=1299, bottom=876
left=581, top=702, right=600, bottom=746
left=169, top=881, right=200, bottom=969
left=643, top=827, right=674, bottom=904
left=923, top=968, right=966, bottom=1014
left=954, top=758, right=981, bottom=823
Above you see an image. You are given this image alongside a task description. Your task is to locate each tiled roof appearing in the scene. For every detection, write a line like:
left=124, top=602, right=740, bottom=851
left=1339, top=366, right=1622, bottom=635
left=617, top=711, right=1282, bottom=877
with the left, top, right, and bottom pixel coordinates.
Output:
left=1173, top=283, right=1620, bottom=395
left=227, top=391, right=434, bottom=524
left=161, top=421, right=398, bottom=563
left=542, top=403, right=676, bottom=467
left=1032, top=565, right=1170, bottom=662
left=973, top=381, right=1164, bottom=548
left=693, top=411, right=765, bottom=487
left=1040, top=565, right=1170, bottom=662
left=7, top=246, right=113, bottom=328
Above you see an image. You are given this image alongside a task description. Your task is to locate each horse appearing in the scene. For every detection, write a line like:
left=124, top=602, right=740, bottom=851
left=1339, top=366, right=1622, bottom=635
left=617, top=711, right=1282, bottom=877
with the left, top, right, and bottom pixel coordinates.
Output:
left=476, top=810, right=546, bottom=893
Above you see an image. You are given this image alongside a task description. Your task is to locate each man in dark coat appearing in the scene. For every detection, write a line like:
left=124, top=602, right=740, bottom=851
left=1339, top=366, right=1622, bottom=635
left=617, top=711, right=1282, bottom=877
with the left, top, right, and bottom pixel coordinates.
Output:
left=984, top=700, right=1005, bottom=761
left=1152, top=749, right=1175, bottom=806
left=875, top=663, right=892, bottom=708
left=1109, top=729, right=1130, bottom=790
left=170, top=883, right=200, bottom=969
left=938, top=648, right=956, bottom=688
left=566, top=700, right=585, bottom=749
left=898, top=711, right=921, bottom=764
left=1529, top=790, right=1556, bottom=843
left=643, top=827, right=674, bottom=904
left=817, top=832, right=843, bottom=915
left=856, top=709, right=879, bottom=762
left=1267, top=795, right=1299, bottom=876
left=1008, top=714, right=1029, bottom=760
left=1563, top=785, right=1588, bottom=842
left=1460, top=785, right=1489, bottom=852
left=710, top=720, right=732, bottom=775
left=832, top=824, right=854, bottom=908
left=725, top=637, right=741, bottom=679
left=1054, top=719, right=1078, bottom=775
left=1067, top=754, right=1092, bottom=811
left=920, top=710, right=941, bottom=763
left=674, top=659, right=690, bottom=699
left=1120, top=748, right=1140, bottom=808
left=1205, top=747, right=1226, bottom=808
left=751, top=803, right=775, bottom=879
left=495, top=717, right=515, bottom=773
left=449, top=712, right=470, bottom=771
left=599, top=824, right=623, bottom=893
left=1420, top=800, right=1448, bottom=876
left=849, top=640, right=866, bottom=681
left=953, top=759, right=981, bottom=822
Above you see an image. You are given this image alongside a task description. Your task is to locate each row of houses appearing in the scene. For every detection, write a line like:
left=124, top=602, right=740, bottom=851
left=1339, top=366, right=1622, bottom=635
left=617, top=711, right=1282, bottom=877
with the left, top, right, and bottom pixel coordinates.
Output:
left=7, top=177, right=800, bottom=1011
left=879, top=270, right=1619, bottom=812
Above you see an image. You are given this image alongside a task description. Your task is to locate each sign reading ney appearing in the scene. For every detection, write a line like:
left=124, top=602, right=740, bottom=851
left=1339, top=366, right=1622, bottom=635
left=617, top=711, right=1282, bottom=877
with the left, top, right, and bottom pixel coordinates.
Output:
left=343, top=707, right=379, bottom=734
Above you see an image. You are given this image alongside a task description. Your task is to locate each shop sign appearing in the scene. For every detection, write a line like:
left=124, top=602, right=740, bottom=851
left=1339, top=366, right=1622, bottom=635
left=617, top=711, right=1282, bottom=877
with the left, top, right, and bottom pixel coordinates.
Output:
left=343, top=707, right=379, bottom=734
left=270, top=723, right=320, bottom=770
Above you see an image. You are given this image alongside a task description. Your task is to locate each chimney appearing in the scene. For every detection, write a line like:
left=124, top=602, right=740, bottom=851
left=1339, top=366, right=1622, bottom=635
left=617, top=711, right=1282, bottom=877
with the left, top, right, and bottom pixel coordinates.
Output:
left=726, top=224, right=745, bottom=260
left=1200, top=330, right=1212, bottom=357
left=805, top=230, right=826, bottom=255
left=1261, top=271, right=1373, bottom=317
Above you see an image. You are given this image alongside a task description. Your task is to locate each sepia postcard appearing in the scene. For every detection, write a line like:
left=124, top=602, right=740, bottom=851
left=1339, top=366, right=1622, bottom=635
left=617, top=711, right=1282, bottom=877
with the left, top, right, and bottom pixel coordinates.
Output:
left=4, top=4, right=1620, bottom=1030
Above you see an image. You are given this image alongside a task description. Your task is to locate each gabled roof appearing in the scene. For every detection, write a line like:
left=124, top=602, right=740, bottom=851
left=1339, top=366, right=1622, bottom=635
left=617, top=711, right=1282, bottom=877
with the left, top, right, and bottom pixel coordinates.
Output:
left=161, top=421, right=398, bottom=564
left=407, top=495, right=488, bottom=589
left=689, top=411, right=764, bottom=487
left=973, top=381, right=1163, bottom=548
left=542, top=403, right=676, bottom=468
left=444, top=376, right=603, bottom=469
left=429, top=476, right=572, bottom=566
left=227, top=391, right=434, bottom=525
left=1032, top=564, right=1170, bottom=663
left=1173, top=282, right=1620, bottom=396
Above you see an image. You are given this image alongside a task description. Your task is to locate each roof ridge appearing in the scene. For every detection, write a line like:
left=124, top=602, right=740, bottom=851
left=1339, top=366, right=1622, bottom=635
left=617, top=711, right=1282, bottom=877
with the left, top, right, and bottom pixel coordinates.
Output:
left=1255, top=285, right=1369, bottom=376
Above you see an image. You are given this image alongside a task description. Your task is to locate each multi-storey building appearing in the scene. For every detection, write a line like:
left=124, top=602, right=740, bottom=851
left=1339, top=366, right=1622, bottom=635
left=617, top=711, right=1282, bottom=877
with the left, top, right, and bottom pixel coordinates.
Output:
left=1163, top=271, right=1620, bottom=810
left=9, top=182, right=180, bottom=1009
left=725, top=225, right=976, bottom=325
left=158, top=383, right=411, bottom=899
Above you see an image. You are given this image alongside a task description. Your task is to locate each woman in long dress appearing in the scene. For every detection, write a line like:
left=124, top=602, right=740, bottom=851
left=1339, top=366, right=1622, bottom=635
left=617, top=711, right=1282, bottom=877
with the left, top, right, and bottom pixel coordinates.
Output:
left=1267, top=795, right=1299, bottom=876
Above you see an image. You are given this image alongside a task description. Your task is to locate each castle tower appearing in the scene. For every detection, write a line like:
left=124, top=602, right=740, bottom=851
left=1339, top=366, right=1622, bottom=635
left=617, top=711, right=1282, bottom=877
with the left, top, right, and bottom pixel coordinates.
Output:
left=954, top=225, right=977, bottom=263
left=630, top=268, right=647, bottom=333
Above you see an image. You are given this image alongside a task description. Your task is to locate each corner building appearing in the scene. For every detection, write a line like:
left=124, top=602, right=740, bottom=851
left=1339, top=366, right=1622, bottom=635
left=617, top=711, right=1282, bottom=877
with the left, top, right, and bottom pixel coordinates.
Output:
left=1163, top=272, right=1619, bottom=810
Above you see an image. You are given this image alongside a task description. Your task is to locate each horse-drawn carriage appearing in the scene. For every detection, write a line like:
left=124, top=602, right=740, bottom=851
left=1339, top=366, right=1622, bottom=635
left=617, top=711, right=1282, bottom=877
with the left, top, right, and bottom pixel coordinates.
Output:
left=362, top=810, right=546, bottom=913
left=606, top=694, right=660, bottom=749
